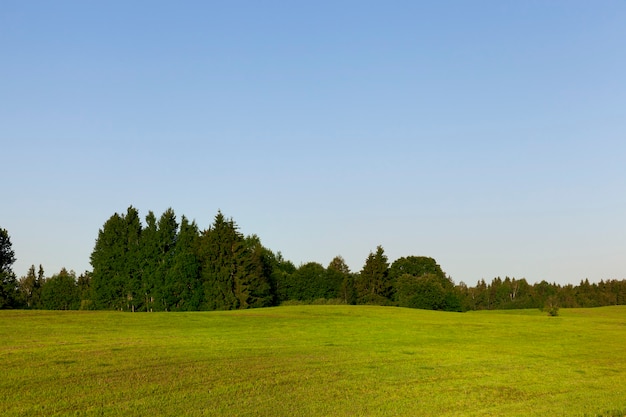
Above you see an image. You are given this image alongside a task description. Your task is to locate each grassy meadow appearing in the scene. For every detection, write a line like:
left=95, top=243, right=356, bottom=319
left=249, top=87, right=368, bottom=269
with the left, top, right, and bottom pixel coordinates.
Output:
left=1, top=305, right=625, bottom=416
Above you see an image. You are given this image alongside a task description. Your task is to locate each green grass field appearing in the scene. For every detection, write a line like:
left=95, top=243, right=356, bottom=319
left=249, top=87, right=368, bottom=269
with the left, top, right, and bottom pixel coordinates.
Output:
left=1, top=306, right=625, bottom=416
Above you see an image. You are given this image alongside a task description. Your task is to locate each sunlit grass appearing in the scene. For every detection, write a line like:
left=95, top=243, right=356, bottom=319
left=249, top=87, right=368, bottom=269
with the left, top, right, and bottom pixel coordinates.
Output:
left=1, top=306, right=625, bottom=416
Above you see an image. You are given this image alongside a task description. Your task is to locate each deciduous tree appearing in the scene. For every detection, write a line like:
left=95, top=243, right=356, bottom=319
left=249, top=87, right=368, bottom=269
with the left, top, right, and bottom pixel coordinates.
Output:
left=40, top=268, right=79, bottom=310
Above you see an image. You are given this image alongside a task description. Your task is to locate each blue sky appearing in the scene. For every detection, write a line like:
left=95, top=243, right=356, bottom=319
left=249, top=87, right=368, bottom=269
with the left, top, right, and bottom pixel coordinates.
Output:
left=2, top=1, right=625, bottom=285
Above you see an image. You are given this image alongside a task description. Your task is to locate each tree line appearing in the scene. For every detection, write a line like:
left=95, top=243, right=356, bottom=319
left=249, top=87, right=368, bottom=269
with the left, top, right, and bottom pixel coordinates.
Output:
left=2, top=209, right=626, bottom=312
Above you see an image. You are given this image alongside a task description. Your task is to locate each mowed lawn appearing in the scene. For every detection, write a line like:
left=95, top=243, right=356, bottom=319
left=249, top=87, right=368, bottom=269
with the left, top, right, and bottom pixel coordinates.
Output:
left=1, top=306, right=625, bottom=416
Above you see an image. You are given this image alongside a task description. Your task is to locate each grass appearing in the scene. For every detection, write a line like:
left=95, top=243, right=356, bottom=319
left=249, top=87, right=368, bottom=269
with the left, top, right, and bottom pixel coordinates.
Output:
left=1, top=305, right=625, bottom=416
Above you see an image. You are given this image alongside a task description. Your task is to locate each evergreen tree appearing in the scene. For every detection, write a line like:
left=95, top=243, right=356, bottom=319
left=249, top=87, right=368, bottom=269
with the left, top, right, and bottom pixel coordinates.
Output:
left=165, top=215, right=203, bottom=311
left=155, top=208, right=179, bottom=311
left=77, top=271, right=93, bottom=310
left=90, top=207, right=142, bottom=310
left=140, top=211, right=160, bottom=311
left=198, top=211, right=243, bottom=310
left=239, top=235, right=274, bottom=308
left=90, top=213, right=124, bottom=309
left=0, top=227, right=16, bottom=274
left=18, top=264, right=42, bottom=308
left=355, top=245, right=391, bottom=304
left=0, top=227, right=19, bottom=309
left=37, top=265, right=45, bottom=289
left=123, top=206, right=143, bottom=312
left=328, top=256, right=353, bottom=304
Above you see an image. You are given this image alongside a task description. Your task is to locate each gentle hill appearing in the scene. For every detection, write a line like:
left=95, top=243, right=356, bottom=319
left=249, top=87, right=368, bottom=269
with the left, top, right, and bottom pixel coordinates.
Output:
left=1, top=306, right=625, bottom=416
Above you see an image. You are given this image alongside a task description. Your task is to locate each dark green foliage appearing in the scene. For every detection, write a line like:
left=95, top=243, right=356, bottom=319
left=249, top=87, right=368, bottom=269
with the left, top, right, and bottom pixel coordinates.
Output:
left=69, top=206, right=626, bottom=312
left=396, top=273, right=445, bottom=310
left=241, top=235, right=274, bottom=308
left=123, top=207, right=143, bottom=311
left=140, top=211, right=160, bottom=311
left=389, top=256, right=462, bottom=311
left=40, top=268, right=80, bottom=310
left=76, top=271, right=93, bottom=310
left=327, top=256, right=354, bottom=304
left=89, top=207, right=278, bottom=312
left=454, top=277, right=626, bottom=311
left=0, top=268, right=18, bottom=309
left=154, top=208, right=179, bottom=311
left=195, top=213, right=273, bottom=310
left=0, top=227, right=19, bottom=309
left=289, top=262, right=328, bottom=301
left=198, top=212, right=243, bottom=310
left=394, top=273, right=461, bottom=311
left=165, top=216, right=202, bottom=311
left=389, top=256, right=446, bottom=282
left=0, top=227, right=16, bottom=275
left=90, top=208, right=142, bottom=310
left=271, top=252, right=297, bottom=304
left=356, top=246, right=391, bottom=304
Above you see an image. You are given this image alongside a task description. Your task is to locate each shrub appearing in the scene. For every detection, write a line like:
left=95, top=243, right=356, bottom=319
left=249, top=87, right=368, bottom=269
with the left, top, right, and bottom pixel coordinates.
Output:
left=543, top=297, right=559, bottom=316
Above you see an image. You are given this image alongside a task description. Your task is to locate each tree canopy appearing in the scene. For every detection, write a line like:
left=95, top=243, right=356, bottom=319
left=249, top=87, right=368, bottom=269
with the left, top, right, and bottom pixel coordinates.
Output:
left=4, top=208, right=626, bottom=312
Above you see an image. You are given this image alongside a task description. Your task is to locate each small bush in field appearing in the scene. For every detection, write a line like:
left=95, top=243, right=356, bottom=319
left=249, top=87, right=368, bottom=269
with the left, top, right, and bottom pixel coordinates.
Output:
left=543, top=297, right=560, bottom=316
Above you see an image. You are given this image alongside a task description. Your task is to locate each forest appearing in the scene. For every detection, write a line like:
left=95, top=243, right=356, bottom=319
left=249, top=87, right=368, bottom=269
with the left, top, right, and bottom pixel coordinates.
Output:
left=2, top=207, right=626, bottom=312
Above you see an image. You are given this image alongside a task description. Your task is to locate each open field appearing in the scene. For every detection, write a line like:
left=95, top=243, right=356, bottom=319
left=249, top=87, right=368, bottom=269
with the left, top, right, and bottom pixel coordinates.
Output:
left=1, top=306, right=625, bottom=416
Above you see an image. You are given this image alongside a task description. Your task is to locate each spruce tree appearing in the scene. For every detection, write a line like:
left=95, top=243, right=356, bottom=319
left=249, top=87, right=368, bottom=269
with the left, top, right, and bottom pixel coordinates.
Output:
left=355, top=245, right=390, bottom=304
left=90, top=207, right=142, bottom=310
left=239, top=235, right=274, bottom=308
left=156, top=208, right=179, bottom=311
left=167, top=216, right=202, bottom=311
left=327, top=256, right=352, bottom=304
left=198, top=212, right=242, bottom=310
left=0, top=227, right=18, bottom=308
left=140, top=211, right=160, bottom=311
left=123, top=206, right=143, bottom=312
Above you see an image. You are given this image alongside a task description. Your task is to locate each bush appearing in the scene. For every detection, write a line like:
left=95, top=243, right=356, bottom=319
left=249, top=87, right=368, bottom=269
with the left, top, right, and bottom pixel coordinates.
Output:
left=543, top=297, right=560, bottom=316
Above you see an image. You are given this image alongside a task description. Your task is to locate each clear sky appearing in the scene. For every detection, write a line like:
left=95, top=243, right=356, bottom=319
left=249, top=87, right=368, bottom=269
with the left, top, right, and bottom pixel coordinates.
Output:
left=2, top=1, right=625, bottom=286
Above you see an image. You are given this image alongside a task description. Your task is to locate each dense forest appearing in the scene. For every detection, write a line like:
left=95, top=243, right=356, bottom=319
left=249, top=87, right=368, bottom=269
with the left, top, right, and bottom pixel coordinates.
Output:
left=2, top=207, right=626, bottom=312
